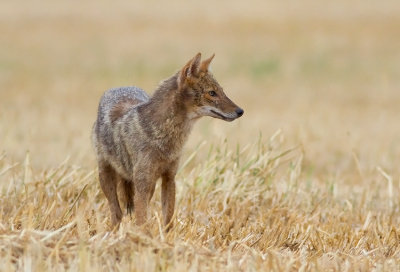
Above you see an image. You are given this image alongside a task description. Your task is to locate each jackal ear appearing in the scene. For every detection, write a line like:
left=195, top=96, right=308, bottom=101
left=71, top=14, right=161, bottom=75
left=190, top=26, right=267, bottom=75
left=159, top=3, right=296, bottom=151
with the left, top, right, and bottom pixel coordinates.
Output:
left=200, top=53, right=215, bottom=72
left=178, top=53, right=201, bottom=87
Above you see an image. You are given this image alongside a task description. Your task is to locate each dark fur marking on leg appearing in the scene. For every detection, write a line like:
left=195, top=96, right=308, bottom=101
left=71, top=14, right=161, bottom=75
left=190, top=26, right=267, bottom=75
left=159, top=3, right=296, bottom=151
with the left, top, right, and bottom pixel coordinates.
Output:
left=122, top=178, right=134, bottom=215
left=110, top=99, right=141, bottom=123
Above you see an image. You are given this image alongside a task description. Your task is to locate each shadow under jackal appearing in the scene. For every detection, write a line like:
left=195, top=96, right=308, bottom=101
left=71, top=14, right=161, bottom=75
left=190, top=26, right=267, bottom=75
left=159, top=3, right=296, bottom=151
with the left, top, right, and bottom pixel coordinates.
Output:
left=92, top=53, right=243, bottom=228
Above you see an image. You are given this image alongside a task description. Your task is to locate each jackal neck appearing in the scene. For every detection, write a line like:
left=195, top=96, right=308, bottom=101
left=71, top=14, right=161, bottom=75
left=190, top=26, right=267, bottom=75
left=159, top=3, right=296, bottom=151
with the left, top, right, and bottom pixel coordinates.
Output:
left=137, top=73, right=194, bottom=155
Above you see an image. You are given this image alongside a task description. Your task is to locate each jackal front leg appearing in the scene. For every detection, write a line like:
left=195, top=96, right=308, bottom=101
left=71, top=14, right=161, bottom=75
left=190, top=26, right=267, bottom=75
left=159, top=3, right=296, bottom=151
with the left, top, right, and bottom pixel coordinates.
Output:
left=161, top=161, right=178, bottom=231
left=133, top=173, right=156, bottom=226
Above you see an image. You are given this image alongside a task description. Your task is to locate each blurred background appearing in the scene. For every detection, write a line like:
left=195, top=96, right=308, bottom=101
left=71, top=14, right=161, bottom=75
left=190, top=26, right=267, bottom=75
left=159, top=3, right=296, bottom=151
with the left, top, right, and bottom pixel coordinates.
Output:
left=1, top=0, right=400, bottom=180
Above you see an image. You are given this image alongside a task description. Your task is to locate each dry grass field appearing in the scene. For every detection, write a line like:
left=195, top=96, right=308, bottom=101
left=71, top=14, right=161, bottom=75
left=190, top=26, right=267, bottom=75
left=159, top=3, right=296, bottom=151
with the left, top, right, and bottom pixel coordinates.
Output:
left=1, top=0, right=400, bottom=271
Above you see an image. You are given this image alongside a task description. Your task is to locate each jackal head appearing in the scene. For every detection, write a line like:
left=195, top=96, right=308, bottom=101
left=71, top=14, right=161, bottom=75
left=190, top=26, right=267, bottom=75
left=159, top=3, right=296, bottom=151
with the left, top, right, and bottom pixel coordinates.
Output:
left=177, top=53, right=244, bottom=122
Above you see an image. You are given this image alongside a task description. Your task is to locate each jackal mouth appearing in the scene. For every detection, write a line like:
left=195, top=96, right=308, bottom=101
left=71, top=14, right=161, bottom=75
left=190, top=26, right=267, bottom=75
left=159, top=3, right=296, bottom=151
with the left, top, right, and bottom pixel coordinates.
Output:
left=210, top=110, right=236, bottom=122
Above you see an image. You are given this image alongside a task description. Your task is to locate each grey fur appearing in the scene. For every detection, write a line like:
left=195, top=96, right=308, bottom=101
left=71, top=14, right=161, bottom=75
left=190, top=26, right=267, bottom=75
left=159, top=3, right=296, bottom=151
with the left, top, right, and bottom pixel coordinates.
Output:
left=93, top=86, right=150, bottom=179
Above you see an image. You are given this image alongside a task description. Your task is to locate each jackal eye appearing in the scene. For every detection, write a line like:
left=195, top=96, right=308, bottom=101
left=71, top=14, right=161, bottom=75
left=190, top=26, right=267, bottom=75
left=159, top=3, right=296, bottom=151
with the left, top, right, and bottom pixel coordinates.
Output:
left=208, top=90, right=217, bottom=97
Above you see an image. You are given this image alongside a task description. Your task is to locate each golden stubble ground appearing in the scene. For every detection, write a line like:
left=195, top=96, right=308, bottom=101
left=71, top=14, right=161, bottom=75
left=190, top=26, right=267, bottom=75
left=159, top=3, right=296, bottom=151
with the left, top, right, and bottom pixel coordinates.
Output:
left=1, top=0, right=400, bottom=271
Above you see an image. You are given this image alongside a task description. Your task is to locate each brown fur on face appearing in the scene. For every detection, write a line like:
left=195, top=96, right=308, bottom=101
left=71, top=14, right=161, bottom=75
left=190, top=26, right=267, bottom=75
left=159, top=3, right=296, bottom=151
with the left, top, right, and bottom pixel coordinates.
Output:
left=178, top=54, right=243, bottom=122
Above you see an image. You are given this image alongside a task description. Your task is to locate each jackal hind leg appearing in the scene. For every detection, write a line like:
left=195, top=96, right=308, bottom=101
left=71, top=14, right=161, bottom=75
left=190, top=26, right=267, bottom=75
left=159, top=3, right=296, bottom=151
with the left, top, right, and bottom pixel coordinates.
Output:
left=98, top=161, right=123, bottom=227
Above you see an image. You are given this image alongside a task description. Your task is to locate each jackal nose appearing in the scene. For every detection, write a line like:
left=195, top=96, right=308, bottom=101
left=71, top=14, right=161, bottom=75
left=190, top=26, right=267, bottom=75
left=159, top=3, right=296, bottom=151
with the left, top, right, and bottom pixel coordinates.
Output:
left=235, top=108, right=244, bottom=117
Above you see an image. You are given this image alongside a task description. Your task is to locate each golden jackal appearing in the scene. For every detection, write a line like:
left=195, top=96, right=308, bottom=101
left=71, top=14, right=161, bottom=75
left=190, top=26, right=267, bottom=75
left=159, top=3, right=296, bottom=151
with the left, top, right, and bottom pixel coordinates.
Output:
left=92, top=53, right=243, bottom=228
